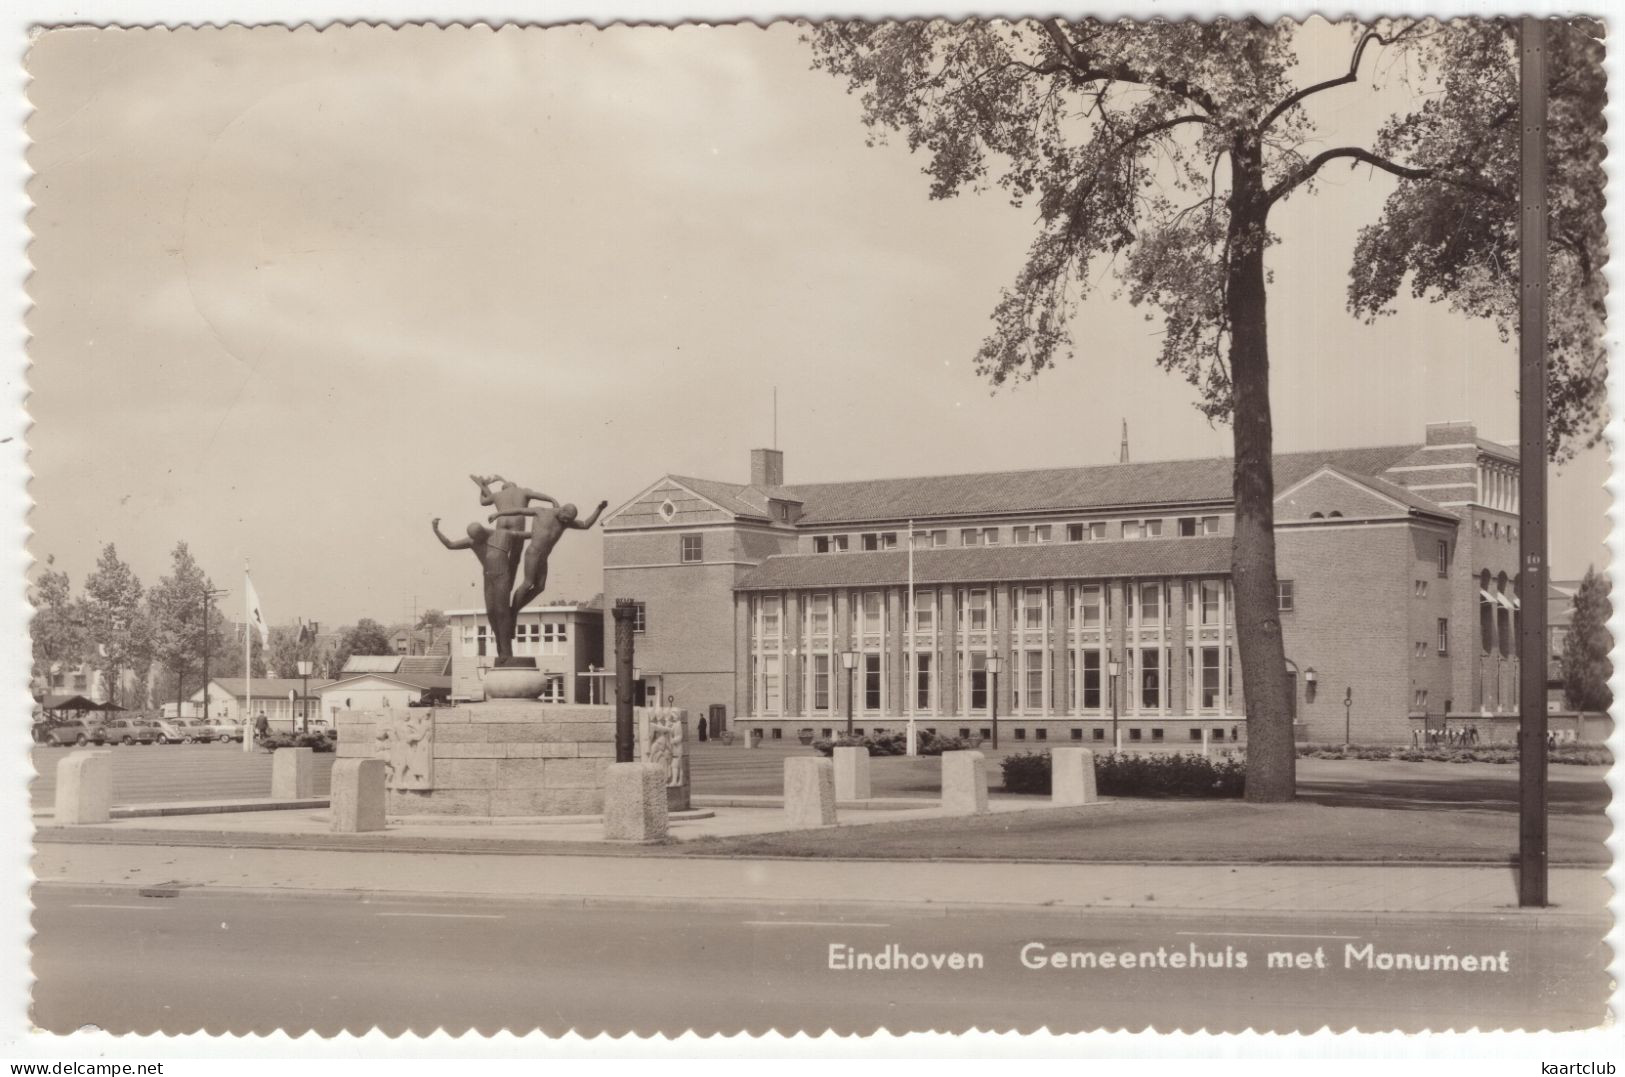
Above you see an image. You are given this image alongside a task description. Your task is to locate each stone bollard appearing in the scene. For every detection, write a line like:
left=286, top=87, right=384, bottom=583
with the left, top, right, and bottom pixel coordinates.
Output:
left=54, top=751, right=112, bottom=825
left=784, top=757, right=836, bottom=828
left=330, top=758, right=387, bottom=833
left=940, top=750, right=988, bottom=815
left=833, top=745, right=871, bottom=801
left=742, top=727, right=758, bottom=750
left=1051, top=747, right=1098, bottom=806
left=271, top=746, right=316, bottom=800
left=604, top=762, right=669, bottom=842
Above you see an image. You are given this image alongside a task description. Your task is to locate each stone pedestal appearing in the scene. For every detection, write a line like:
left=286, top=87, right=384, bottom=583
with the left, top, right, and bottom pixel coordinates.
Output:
left=271, top=747, right=315, bottom=799
left=742, top=728, right=758, bottom=749
left=941, top=750, right=988, bottom=815
left=54, top=751, right=111, bottom=825
left=833, top=746, right=871, bottom=801
left=331, top=758, right=386, bottom=833
left=1051, top=748, right=1098, bottom=806
left=603, top=762, right=669, bottom=842
left=338, top=703, right=614, bottom=816
left=784, top=757, right=836, bottom=828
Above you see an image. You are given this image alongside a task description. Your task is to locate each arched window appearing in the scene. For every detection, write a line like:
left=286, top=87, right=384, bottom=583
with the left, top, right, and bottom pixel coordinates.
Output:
left=1327, top=510, right=1344, bottom=518
left=1308, top=512, right=1325, bottom=519
left=1495, top=572, right=1512, bottom=657
left=1479, top=571, right=1494, bottom=654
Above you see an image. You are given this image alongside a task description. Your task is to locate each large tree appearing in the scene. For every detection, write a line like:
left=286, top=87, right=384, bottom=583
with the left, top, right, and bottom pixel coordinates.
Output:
left=810, top=18, right=1602, bottom=801
left=330, top=618, right=394, bottom=676
left=147, top=542, right=227, bottom=716
left=1561, top=567, right=1611, bottom=714
left=28, top=555, right=83, bottom=697
left=1350, top=19, right=1606, bottom=460
left=80, top=543, right=151, bottom=709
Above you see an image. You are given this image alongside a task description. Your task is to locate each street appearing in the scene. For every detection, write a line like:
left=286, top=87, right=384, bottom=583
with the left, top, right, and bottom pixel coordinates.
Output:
left=31, top=885, right=1609, bottom=1035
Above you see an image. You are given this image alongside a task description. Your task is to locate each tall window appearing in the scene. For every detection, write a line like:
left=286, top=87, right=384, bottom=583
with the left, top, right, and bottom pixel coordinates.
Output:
left=1082, top=651, right=1102, bottom=708
left=1077, top=584, right=1103, bottom=628
left=1139, top=647, right=1162, bottom=708
left=862, top=592, right=883, bottom=635
left=1276, top=580, right=1295, bottom=613
left=912, top=591, right=935, bottom=631
left=1138, top=582, right=1162, bottom=625
left=1437, top=539, right=1450, bottom=577
left=631, top=603, right=647, bottom=633
left=810, top=594, right=831, bottom=636
left=967, top=589, right=988, bottom=631
left=813, top=655, right=830, bottom=710
left=1022, top=586, right=1046, bottom=630
left=915, top=654, right=932, bottom=711
left=761, top=595, right=782, bottom=637
left=968, top=653, right=988, bottom=710
left=863, top=654, right=882, bottom=711
left=762, top=656, right=781, bottom=712
left=680, top=534, right=703, bottom=563
left=1022, top=650, right=1044, bottom=711
left=1201, top=580, right=1221, bottom=625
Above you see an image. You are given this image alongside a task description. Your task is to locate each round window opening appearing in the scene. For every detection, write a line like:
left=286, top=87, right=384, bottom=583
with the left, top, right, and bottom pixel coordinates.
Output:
left=659, top=499, right=677, bottom=521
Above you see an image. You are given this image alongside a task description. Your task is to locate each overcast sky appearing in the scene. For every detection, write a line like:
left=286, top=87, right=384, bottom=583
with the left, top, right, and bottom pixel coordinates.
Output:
left=24, top=20, right=1612, bottom=627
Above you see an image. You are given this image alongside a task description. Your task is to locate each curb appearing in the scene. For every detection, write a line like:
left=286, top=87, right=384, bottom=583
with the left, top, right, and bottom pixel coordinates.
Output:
left=33, top=879, right=1608, bottom=927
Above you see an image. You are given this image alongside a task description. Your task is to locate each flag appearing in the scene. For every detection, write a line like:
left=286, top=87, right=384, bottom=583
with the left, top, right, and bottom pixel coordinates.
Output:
left=245, top=573, right=269, bottom=647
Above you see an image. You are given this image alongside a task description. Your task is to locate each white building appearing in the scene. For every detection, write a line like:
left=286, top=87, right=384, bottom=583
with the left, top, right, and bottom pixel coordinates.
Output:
left=317, top=672, right=450, bottom=726
left=446, top=599, right=604, bottom=703
left=189, top=677, right=332, bottom=731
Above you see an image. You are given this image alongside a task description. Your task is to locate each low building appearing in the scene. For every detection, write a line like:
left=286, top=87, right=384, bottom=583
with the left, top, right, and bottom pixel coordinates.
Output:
left=603, top=421, right=1532, bottom=744
left=189, top=677, right=333, bottom=731
left=316, top=672, right=450, bottom=726
left=445, top=598, right=605, bottom=703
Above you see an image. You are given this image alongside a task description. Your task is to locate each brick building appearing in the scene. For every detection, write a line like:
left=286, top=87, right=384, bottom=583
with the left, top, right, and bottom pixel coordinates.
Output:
left=601, top=421, right=1528, bottom=744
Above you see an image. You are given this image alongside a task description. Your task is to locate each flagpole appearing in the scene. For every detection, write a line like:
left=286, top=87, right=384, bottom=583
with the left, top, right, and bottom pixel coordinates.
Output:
left=907, top=519, right=916, bottom=757
left=243, top=567, right=253, bottom=753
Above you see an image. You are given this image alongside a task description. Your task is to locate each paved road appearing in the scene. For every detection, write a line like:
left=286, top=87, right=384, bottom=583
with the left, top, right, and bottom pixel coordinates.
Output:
left=31, top=886, right=1608, bottom=1035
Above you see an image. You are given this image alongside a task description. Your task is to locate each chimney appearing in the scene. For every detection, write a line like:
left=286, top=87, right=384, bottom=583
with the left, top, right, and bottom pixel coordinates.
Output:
left=1424, top=420, right=1477, bottom=446
left=751, top=448, right=784, bottom=488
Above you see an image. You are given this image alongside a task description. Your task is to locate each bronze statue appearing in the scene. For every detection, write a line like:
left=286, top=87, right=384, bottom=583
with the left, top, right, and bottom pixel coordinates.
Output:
left=493, top=500, right=609, bottom=619
left=471, top=475, right=556, bottom=581
left=431, top=517, right=529, bottom=660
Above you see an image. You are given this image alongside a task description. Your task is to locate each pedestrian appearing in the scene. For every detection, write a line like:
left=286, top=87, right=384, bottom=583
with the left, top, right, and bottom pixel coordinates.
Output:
left=697, top=715, right=708, bottom=742
left=254, top=711, right=270, bottom=751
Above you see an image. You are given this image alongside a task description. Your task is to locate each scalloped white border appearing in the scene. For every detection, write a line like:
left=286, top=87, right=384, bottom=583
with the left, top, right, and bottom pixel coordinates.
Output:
left=2, top=1, right=1618, bottom=1062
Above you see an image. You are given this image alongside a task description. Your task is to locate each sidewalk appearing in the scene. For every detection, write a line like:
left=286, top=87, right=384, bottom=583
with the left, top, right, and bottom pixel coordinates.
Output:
left=33, top=838, right=1609, bottom=923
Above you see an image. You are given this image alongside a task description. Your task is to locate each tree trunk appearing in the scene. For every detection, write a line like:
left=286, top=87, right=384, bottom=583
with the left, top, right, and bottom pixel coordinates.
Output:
left=1227, top=141, right=1295, bottom=803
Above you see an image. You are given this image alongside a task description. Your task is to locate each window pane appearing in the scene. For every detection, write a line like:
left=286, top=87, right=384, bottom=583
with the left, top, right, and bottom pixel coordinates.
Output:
left=864, top=654, right=882, bottom=710
left=1083, top=651, right=1101, bottom=708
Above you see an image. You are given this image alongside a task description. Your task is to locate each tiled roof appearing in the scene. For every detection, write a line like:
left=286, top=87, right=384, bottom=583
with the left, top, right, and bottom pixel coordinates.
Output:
left=207, top=678, right=335, bottom=699
left=397, top=655, right=450, bottom=676
left=736, top=536, right=1232, bottom=591
left=669, top=475, right=772, bottom=520
left=778, top=445, right=1420, bottom=526
left=1320, top=467, right=1460, bottom=520
left=323, top=672, right=452, bottom=692
left=342, top=655, right=402, bottom=674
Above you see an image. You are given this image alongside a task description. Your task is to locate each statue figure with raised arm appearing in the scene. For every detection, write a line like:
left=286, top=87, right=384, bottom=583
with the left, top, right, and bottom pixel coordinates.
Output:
left=471, top=474, right=556, bottom=580
left=491, top=499, right=610, bottom=618
left=430, top=516, right=529, bottom=660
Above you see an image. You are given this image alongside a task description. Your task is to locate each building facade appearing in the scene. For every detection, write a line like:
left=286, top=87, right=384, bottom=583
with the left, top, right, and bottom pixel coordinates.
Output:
left=445, top=600, right=605, bottom=703
left=603, top=422, right=1530, bottom=744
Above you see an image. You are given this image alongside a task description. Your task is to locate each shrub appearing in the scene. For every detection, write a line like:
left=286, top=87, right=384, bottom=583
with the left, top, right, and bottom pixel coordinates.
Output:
left=999, top=751, right=1245, bottom=798
left=812, top=729, right=975, bottom=758
left=1298, top=742, right=1612, bottom=766
left=262, top=731, right=336, bottom=753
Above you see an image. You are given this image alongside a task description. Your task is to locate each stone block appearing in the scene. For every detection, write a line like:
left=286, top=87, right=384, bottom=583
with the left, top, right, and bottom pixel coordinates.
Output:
left=495, top=758, right=550, bottom=789
left=391, top=789, right=490, bottom=815
left=544, top=757, right=611, bottom=789
left=576, top=742, right=618, bottom=758
left=603, top=763, right=669, bottom=841
left=1051, top=748, right=1098, bottom=806
left=504, top=742, right=578, bottom=758
left=833, top=746, right=871, bottom=801
left=432, top=758, right=501, bottom=789
left=330, top=758, right=386, bottom=833
left=433, top=724, right=489, bottom=743
left=941, top=751, right=988, bottom=815
left=54, top=751, right=112, bottom=825
left=434, top=743, right=508, bottom=759
left=271, top=747, right=316, bottom=800
left=491, top=787, right=602, bottom=816
left=783, top=757, right=836, bottom=828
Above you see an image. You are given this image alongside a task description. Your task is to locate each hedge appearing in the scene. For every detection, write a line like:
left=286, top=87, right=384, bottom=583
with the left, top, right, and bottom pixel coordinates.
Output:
left=1001, top=750, right=1246, bottom=798
left=1298, top=742, right=1612, bottom=766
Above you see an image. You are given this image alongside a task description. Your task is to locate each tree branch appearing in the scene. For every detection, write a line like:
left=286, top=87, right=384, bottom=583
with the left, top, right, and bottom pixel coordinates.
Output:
left=1266, top=146, right=1508, bottom=207
left=1040, top=18, right=1223, bottom=116
left=1259, top=23, right=1423, bottom=134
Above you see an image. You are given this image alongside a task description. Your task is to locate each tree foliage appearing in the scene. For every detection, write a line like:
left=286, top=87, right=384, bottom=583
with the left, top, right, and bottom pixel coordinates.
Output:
left=81, top=544, right=150, bottom=708
left=1562, top=567, right=1612, bottom=712
left=1350, top=19, right=1606, bottom=460
left=147, top=542, right=227, bottom=710
left=29, top=555, right=83, bottom=694
left=330, top=618, right=394, bottom=676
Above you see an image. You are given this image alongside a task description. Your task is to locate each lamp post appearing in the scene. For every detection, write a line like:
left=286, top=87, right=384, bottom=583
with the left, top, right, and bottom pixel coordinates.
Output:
left=297, top=659, right=313, bottom=733
left=839, top=650, right=858, bottom=736
left=1108, top=658, right=1121, bottom=752
left=1343, top=686, right=1353, bottom=748
left=985, top=654, right=1004, bottom=750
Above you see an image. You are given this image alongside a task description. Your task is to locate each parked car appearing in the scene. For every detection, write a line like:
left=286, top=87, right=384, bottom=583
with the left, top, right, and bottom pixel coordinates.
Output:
left=41, top=721, right=94, bottom=747
left=202, top=718, right=244, bottom=743
left=93, top=718, right=160, bottom=746
left=153, top=718, right=215, bottom=744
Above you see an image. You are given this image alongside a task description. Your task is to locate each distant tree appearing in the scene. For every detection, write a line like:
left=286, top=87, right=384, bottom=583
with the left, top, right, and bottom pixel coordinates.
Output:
left=266, top=624, right=317, bottom=680
left=331, top=618, right=394, bottom=675
left=81, top=544, right=151, bottom=708
left=1562, top=567, right=1612, bottom=713
left=416, top=609, right=448, bottom=632
left=29, top=555, right=84, bottom=697
left=147, top=542, right=227, bottom=716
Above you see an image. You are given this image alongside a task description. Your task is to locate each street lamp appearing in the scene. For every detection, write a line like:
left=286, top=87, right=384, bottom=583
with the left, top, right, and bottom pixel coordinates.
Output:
left=840, top=650, right=858, bottom=735
left=986, top=654, right=1004, bottom=750
left=1343, top=685, right=1354, bottom=747
left=1107, top=658, right=1121, bottom=752
left=297, top=659, right=314, bottom=734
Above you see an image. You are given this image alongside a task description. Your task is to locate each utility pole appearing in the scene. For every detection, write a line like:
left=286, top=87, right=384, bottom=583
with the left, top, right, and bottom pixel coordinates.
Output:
left=611, top=599, right=636, bottom=762
left=1516, top=15, right=1550, bottom=908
